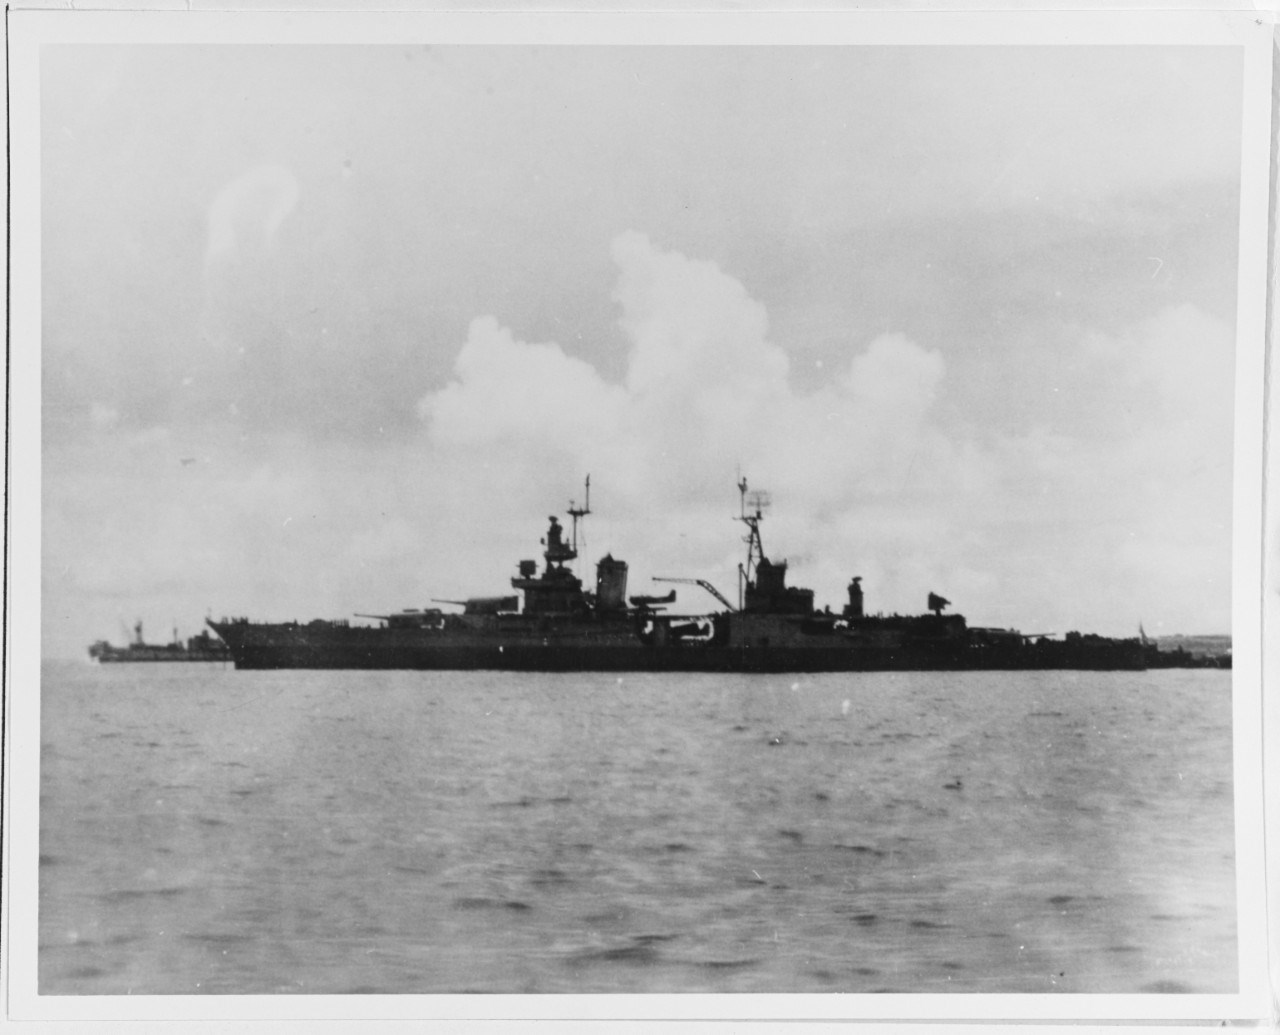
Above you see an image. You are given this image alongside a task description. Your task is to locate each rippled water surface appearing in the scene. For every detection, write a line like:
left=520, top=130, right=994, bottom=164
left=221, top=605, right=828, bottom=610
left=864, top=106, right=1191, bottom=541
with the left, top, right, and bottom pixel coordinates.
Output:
left=39, top=661, right=1236, bottom=994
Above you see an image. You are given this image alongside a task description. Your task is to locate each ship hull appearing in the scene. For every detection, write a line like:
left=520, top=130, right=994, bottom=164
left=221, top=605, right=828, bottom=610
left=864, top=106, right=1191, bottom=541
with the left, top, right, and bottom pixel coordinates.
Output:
left=209, top=622, right=1146, bottom=672
left=90, top=647, right=230, bottom=663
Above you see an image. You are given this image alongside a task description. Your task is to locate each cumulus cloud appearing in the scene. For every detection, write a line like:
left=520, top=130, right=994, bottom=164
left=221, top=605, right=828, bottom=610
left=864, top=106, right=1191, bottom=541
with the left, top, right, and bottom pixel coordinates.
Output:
left=421, top=315, right=627, bottom=454
left=417, top=232, right=978, bottom=612
left=424, top=233, right=955, bottom=500
left=411, top=234, right=1232, bottom=634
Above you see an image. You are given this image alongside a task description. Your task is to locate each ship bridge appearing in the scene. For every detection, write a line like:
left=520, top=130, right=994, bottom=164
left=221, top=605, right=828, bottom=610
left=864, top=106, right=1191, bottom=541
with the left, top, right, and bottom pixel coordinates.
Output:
left=510, top=482, right=601, bottom=616
left=511, top=517, right=591, bottom=614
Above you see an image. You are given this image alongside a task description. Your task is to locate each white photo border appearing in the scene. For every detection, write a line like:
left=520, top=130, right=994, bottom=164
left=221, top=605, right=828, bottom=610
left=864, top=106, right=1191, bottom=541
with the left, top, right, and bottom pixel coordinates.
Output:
left=5, top=6, right=1272, bottom=1028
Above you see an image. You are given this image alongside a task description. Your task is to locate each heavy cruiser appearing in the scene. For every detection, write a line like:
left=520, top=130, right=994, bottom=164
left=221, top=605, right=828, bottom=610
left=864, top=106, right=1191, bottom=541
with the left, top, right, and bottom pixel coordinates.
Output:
left=208, top=478, right=1158, bottom=672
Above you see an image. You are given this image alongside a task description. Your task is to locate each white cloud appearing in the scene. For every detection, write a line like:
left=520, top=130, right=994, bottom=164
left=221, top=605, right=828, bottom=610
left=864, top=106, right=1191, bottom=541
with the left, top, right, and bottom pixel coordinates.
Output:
left=416, top=232, right=984, bottom=613
left=411, top=236, right=1232, bottom=635
left=421, top=315, right=627, bottom=454
left=422, top=233, right=961, bottom=506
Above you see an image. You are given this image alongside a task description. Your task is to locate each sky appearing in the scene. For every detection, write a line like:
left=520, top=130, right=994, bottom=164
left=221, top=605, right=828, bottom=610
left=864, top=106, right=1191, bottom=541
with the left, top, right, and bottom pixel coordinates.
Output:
left=38, top=43, right=1245, bottom=658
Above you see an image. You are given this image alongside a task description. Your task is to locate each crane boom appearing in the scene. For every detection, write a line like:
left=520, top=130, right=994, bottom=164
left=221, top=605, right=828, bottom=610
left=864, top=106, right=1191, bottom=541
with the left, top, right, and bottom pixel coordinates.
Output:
left=652, top=577, right=737, bottom=612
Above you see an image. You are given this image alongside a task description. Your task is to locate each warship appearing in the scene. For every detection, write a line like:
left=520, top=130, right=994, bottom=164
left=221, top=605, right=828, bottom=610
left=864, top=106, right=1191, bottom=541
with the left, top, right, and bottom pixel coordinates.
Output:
left=205, top=478, right=1213, bottom=673
left=89, top=621, right=231, bottom=663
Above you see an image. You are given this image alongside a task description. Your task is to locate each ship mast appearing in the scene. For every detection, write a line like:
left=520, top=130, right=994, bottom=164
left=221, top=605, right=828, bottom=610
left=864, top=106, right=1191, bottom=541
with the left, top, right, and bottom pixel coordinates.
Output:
left=736, top=476, right=769, bottom=610
left=567, top=474, right=591, bottom=558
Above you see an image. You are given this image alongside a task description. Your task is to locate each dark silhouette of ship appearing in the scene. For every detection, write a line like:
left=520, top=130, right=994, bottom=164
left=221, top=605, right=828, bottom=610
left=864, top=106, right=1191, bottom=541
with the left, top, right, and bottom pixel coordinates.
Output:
left=89, top=620, right=230, bottom=663
left=207, top=478, right=1226, bottom=672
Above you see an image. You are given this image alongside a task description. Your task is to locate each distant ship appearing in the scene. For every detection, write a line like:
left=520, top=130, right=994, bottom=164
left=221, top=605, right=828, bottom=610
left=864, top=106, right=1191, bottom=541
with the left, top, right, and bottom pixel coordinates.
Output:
left=89, top=621, right=230, bottom=663
left=207, top=478, right=1226, bottom=672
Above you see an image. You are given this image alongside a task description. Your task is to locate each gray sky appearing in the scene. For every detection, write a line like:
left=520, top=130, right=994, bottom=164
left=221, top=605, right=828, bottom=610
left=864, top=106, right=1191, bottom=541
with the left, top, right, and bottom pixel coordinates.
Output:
left=40, top=43, right=1243, bottom=657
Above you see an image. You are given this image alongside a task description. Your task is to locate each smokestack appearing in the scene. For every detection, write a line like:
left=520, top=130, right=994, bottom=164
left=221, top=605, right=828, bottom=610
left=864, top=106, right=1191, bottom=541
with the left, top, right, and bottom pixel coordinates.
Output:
left=596, top=554, right=629, bottom=612
left=846, top=576, right=864, bottom=619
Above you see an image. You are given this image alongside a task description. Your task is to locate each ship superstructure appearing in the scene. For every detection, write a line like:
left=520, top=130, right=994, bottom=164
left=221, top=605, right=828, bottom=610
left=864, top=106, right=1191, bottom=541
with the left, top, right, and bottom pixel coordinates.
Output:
left=89, top=620, right=230, bottom=663
left=207, top=478, right=1166, bottom=672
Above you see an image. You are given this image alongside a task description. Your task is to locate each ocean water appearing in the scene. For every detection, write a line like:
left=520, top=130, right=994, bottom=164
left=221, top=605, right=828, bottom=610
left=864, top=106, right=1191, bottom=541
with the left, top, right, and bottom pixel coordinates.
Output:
left=38, top=661, right=1237, bottom=995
